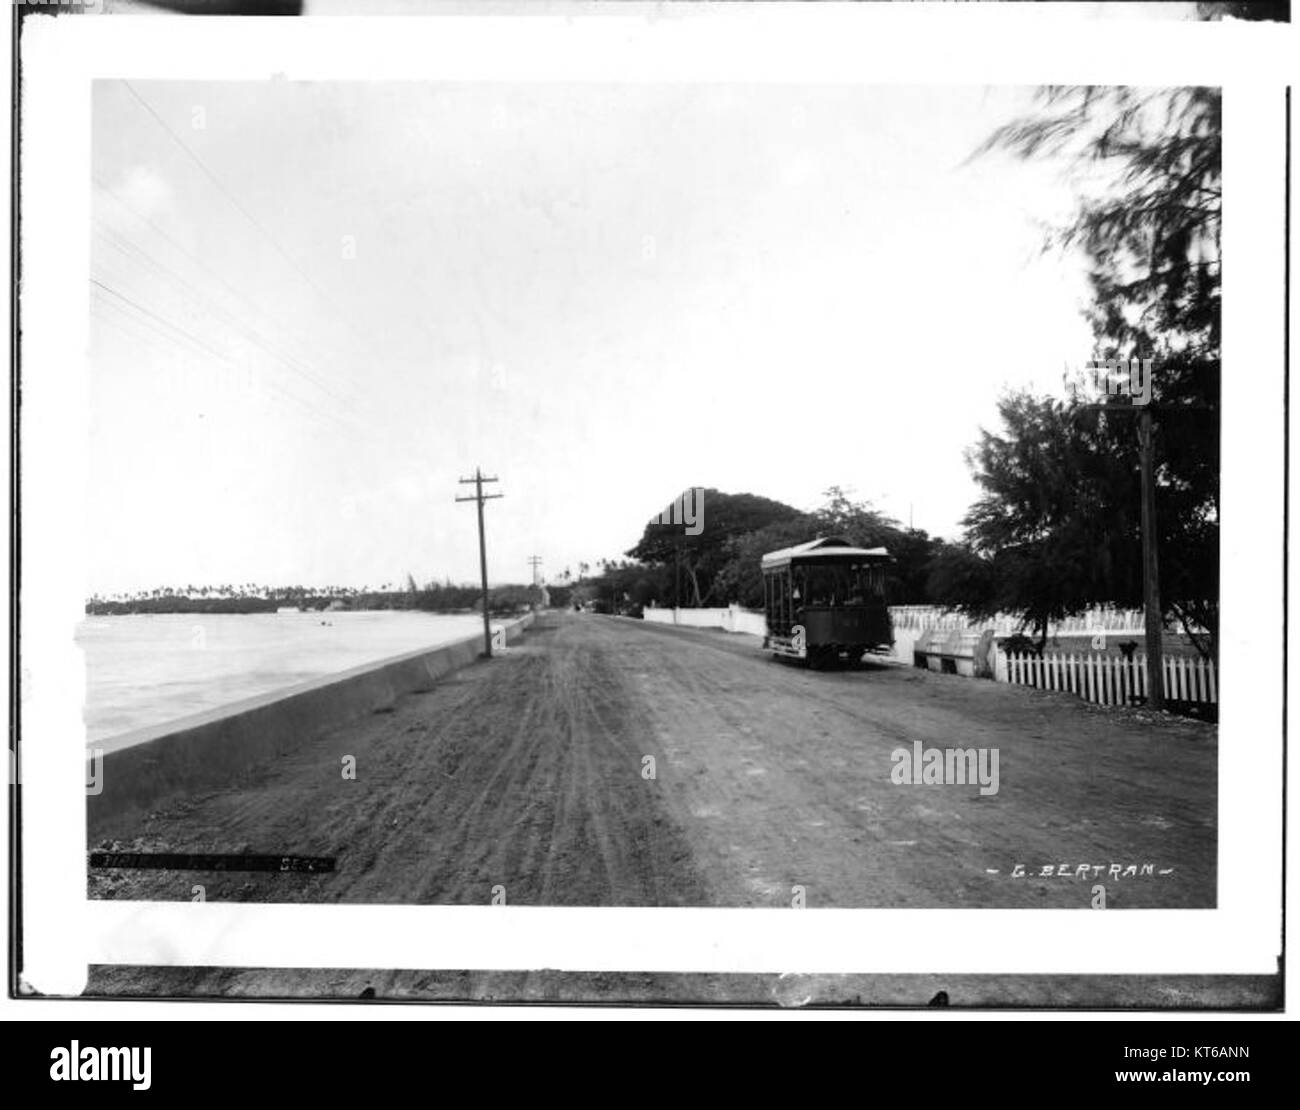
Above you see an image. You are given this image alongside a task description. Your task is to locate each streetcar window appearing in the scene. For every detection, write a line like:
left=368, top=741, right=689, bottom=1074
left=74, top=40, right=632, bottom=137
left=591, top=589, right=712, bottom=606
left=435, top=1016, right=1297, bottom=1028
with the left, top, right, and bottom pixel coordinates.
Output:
left=800, top=562, right=885, bottom=605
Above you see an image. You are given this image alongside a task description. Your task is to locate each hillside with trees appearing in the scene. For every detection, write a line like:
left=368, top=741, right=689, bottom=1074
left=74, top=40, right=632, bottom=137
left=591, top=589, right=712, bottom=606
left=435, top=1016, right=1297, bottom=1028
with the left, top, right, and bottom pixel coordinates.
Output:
left=573, top=487, right=961, bottom=616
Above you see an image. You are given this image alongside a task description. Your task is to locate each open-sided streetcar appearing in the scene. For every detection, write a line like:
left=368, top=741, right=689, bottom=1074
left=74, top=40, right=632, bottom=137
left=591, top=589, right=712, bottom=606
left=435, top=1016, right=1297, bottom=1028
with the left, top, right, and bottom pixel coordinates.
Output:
left=761, top=537, right=893, bottom=668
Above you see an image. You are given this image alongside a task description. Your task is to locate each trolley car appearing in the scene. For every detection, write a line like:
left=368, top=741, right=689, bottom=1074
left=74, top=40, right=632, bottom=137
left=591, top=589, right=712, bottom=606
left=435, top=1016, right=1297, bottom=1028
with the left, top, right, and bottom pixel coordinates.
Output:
left=761, top=537, right=893, bottom=668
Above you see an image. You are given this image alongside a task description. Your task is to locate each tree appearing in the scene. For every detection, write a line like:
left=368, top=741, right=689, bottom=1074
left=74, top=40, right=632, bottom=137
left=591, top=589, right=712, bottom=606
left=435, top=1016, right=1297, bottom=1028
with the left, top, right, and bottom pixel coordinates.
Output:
left=625, top=489, right=806, bottom=607
left=812, top=486, right=896, bottom=542
left=960, top=392, right=1144, bottom=646
left=924, top=543, right=997, bottom=618
left=617, top=486, right=949, bottom=610
left=971, top=87, right=1220, bottom=659
left=812, top=486, right=947, bottom=603
left=1197, top=1, right=1290, bottom=19
left=712, top=515, right=818, bottom=609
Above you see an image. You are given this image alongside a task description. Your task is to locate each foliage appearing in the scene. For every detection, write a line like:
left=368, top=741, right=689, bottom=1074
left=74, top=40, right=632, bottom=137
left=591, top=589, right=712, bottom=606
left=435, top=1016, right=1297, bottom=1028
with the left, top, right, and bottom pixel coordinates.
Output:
left=625, top=489, right=807, bottom=607
left=966, top=87, right=1220, bottom=658
left=85, top=579, right=531, bottom=616
left=590, top=487, right=959, bottom=611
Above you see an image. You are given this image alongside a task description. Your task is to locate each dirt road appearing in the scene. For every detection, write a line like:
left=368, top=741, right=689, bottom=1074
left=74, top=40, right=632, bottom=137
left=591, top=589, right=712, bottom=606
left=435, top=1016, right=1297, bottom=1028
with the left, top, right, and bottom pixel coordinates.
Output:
left=90, top=610, right=1215, bottom=912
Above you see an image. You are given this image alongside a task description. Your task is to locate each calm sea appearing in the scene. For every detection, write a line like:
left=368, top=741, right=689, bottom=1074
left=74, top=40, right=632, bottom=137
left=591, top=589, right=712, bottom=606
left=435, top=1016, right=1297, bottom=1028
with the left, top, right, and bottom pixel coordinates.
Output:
left=76, top=610, right=491, bottom=744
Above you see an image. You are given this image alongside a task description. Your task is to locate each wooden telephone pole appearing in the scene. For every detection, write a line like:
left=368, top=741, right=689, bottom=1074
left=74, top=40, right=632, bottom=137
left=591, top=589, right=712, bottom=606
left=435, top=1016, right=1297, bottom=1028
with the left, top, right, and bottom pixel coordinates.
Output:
left=1137, top=407, right=1164, bottom=710
left=527, top=555, right=543, bottom=611
left=1085, top=361, right=1164, bottom=710
left=456, top=468, right=502, bottom=657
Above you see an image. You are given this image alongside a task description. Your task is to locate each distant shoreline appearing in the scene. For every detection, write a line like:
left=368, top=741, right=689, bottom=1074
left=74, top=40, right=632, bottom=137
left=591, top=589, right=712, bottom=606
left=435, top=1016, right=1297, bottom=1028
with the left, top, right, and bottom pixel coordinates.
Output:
left=83, top=600, right=521, bottom=617
left=84, top=584, right=555, bottom=618
left=85, top=603, right=483, bottom=621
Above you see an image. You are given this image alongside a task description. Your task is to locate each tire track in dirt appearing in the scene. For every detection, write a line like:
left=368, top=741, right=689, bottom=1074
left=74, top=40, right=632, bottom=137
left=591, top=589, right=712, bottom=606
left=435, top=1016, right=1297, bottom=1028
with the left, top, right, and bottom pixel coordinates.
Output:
left=88, top=611, right=1215, bottom=911
left=582, top=615, right=1216, bottom=909
left=89, top=614, right=712, bottom=907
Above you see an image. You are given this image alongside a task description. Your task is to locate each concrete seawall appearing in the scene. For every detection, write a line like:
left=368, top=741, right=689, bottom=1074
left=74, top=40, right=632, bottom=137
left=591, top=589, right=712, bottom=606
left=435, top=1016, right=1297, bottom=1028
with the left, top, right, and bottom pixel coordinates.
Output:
left=87, top=612, right=535, bottom=837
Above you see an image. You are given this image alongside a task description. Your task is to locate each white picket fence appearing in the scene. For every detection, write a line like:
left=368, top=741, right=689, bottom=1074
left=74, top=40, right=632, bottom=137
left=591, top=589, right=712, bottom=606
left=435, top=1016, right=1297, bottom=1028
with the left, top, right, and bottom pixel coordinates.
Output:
left=889, top=604, right=1148, bottom=636
left=1000, top=650, right=1217, bottom=710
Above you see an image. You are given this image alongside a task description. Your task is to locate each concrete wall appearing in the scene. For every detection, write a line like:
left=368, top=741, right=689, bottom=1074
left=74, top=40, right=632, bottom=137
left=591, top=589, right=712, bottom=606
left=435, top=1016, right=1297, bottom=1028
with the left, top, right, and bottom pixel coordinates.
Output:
left=912, top=627, right=998, bottom=678
left=644, top=604, right=1160, bottom=665
left=87, top=613, right=535, bottom=837
left=642, top=606, right=930, bottom=664
left=890, top=627, right=920, bottom=666
left=642, top=605, right=767, bottom=638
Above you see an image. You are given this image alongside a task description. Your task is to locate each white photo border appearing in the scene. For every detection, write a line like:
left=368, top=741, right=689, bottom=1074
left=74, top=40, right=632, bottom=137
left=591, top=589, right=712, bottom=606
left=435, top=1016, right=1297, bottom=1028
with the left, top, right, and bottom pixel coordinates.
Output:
left=14, top=5, right=1289, bottom=995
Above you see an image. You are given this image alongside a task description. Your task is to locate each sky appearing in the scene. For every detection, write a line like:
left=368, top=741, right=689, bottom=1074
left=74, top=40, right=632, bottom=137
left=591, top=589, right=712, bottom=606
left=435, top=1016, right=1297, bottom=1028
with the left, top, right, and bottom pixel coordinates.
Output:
left=89, top=79, right=1111, bottom=595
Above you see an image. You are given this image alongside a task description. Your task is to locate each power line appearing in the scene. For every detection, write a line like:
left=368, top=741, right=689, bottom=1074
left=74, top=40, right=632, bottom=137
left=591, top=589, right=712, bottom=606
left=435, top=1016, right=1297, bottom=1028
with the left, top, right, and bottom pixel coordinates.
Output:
left=113, top=81, right=460, bottom=383
left=90, top=277, right=364, bottom=437
left=92, top=175, right=346, bottom=379
left=104, top=83, right=459, bottom=465
left=91, top=298, right=200, bottom=366
left=118, top=80, right=375, bottom=360
left=91, top=200, right=437, bottom=463
left=94, top=292, right=317, bottom=426
left=92, top=186, right=396, bottom=445
left=93, top=219, right=356, bottom=411
left=90, top=277, right=232, bottom=366
left=91, top=294, right=345, bottom=436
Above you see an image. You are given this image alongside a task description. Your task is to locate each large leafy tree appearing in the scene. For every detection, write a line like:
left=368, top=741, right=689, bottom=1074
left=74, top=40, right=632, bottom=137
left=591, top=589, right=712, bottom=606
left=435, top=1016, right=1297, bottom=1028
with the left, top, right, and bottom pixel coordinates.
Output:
left=625, top=489, right=806, bottom=607
left=967, top=87, right=1220, bottom=658
left=924, top=542, right=997, bottom=618
left=622, top=486, right=944, bottom=609
left=958, top=391, right=1145, bottom=645
left=1197, top=1, right=1290, bottom=19
left=711, top=515, right=819, bottom=609
left=811, top=486, right=945, bottom=603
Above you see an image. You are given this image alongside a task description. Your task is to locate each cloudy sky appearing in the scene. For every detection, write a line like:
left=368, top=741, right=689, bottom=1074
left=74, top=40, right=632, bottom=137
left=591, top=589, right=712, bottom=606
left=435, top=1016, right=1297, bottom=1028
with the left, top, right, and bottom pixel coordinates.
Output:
left=90, top=79, right=1108, bottom=594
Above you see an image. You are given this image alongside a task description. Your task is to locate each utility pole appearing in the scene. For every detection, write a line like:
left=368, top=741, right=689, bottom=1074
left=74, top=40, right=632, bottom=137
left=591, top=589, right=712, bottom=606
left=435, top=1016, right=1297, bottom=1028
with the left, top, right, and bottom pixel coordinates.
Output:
left=527, top=554, right=543, bottom=611
left=674, top=540, right=681, bottom=610
left=456, top=468, right=502, bottom=657
left=1137, top=408, right=1164, bottom=710
left=1085, top=361, right=1166, bottom=710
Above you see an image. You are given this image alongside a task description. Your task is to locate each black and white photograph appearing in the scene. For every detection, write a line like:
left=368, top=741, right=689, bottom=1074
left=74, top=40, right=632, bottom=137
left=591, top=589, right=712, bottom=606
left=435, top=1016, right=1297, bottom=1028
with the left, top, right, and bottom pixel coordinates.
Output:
left=6, top=0, right=1290, bottom=1032
left=78, top=79, right=1226, bottom=912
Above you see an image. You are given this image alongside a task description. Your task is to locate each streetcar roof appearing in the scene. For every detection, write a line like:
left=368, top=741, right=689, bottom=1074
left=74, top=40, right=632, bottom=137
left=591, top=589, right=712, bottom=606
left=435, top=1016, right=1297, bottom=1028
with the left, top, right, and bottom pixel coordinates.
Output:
left=760, top=536, right=891, bottom=570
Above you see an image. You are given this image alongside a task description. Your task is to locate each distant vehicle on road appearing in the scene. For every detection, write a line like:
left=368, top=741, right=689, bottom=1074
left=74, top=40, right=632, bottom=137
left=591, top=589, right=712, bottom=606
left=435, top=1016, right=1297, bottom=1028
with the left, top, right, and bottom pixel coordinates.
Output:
left=761, top=537, right=893, bottom=669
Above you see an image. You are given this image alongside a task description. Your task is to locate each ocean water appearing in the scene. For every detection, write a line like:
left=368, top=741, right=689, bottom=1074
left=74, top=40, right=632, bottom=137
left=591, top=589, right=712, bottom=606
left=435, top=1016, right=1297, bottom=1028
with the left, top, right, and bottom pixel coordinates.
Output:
left=76, top=610, right=492, bottom=744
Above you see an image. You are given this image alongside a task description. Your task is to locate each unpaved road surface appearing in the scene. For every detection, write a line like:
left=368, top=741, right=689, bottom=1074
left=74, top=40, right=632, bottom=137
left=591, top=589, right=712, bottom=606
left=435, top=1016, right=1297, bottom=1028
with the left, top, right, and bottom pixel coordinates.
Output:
left=90, top=611, right=1215, bottom=913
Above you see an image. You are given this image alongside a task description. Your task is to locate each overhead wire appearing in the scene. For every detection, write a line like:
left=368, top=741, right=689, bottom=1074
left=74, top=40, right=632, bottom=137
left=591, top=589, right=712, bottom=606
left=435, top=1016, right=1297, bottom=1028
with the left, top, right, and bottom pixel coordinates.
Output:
left=118, top=80, right=385, bottom=365
left=90, top=276, right=365, bottom=437
left=93, top=217, right=356, bottom=411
